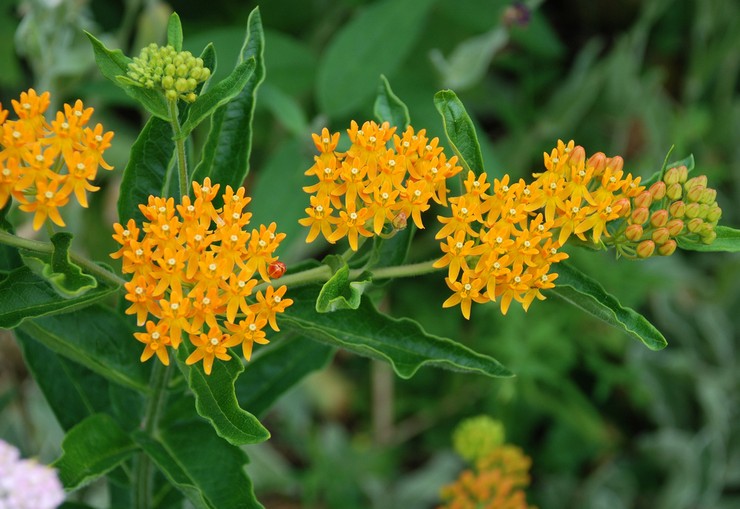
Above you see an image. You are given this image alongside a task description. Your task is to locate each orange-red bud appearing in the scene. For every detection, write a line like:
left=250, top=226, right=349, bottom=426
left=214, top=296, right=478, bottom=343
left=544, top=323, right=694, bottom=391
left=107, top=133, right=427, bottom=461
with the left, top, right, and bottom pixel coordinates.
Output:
left=587, top=152, right=606, bottom=174
left=687, top=217, right=704, bottom=233
left=651, top=227, right=670, bottom=245
left=666, top=218, right=684, bottom=237
left=649, top=181, right=666, bottom=200
left=631, top=207, right=650, bottom=225
left=666, top=182, right=682, bottom=200
left=669, top=200, right=686, bottom=218
left=625, top=224, right=644, bottom=242
left=657, top=240, right=677, bottom=256
left=570, top=146, right=586, bottom=165
left=612, top=198, right=631, bottom=217
left=650, top=209, right=669, bottom=227
left=662, top=167, right=680, bottom=186
left=636, top=240, right=655, bottom=258
left=634, top=191, right=652, bottom=209
left=607, top=155, right=624, bottom=173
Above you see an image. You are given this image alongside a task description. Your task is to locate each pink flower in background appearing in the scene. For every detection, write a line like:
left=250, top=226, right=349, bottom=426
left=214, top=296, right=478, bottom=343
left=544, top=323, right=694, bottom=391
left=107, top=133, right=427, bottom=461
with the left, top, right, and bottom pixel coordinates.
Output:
left=0, top=440, right=64, bottom=509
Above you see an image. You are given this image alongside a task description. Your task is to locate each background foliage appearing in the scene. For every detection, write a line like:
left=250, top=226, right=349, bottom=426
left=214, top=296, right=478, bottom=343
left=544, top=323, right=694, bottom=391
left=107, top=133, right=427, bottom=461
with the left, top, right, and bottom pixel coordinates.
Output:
left=1, top=0, right=738, bottom=507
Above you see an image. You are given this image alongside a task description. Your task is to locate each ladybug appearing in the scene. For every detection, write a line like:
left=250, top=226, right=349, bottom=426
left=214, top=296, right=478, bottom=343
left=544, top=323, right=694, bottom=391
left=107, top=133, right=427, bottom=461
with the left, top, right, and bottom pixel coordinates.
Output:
left=267, top=260, right=287, bottom=279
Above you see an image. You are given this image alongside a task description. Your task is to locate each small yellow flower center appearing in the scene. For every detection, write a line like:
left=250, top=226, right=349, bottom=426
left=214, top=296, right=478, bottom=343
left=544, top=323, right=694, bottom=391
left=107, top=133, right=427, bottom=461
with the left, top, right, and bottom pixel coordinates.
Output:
left=202, top=186, right=210, bottom=193
left=152, top=332, right=160, bottom=340
left=230, top=234, right=238, bottom=242
left=35, top=154, right=44, bottom=162
left=61, top=122, right=69, bottom=130
left=495, top=236, right=503, bottom=244
left=171, top=302, right=179, bottom=310
left=258, top=240, right=267, bottom=247
left=95, top=135, right=103, bottom=142
left=537, top=224, right=545, bottom=232
left=369, top=136, right=376, bottom=143
left=209, top=263, right=217, bottom=271
left=12, top=131, right=21, bottom=139
left=349, top=212, right=357, bottom=220
left=202, top=297, right=210, bottom=305
left=210, top=337, right=219, bottom=346
left=502, top=185, right=509, bottom=192
left=162, top=224, right=170, bottom=232
left=249, top=323, right=257, bottom=331
left=572, top=206, right=580, bottom=213
left=238, top=280, right=246, bottom=288
left=135, top=249, right=144, bottom=256
left=514, top=276, right=521, bottom=283
left=550, top=182, right=557, bottom=190
left=493, top=262, right=501, bottom=270
left=552, top=157, right=559, bottom=163
left=135, top=286, right=144, bottom=295
left=456, top=242, right=463, bottom=249
left=273, top=295, right=282, bottom=303
left=22, top=102, right=31, bottom=109
left=232, top=212, right=240, bottom=219
left=167, top=257, right=176, bottom=266
left=158, top=206, right=166, bottom=213
left=524, top=240, right=531, bottom=247
left=323, top=137, right=329, bottom=144
left=316, top=205, right=324, bottom=212
left=194, top=234, right=203, bottom=241
left=541, top=274, right=549, bottom=282
left=44, top=191, right=54, bottom=199
left=463, top=283, right=472, bottom=292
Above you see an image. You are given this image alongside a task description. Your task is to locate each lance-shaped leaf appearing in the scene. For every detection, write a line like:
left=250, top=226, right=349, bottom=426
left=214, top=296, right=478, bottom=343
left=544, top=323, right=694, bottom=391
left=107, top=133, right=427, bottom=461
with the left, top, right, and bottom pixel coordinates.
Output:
left=236, top=337, right=335, bottom=417
left=167, top=12, right=183, bottom=51
left=54, top=413, right=138, bottom=490
left=177, top=58, right=256, bottom=139
left=434, top=90, right=485, bottom=175
left=86, top=32, right=171, bottom=121
left=316, top=256, right=373, bottom=313
left=282, top=287, right=512, bottom=379
left=677, top=225, right=740, bottom=252
left=549, top=261, right=668, bottom=350
left=15, top=331, right=114, bottom=430
left=0, top=203, right=21, bottom=273
left=117, top=115, right=174, bottom=223
left=0, top=266, right=117, bottom=329
left=20, top=232, right=97, bottom=297
left=374, top=75, right=410, bottom=130
left=176, top=346, right=270, bottom=446
left=191, top=7, right=266, bottom=194
left=134, top=416, right=263, bottom=509
left=17, top=305, right=151, bottom=391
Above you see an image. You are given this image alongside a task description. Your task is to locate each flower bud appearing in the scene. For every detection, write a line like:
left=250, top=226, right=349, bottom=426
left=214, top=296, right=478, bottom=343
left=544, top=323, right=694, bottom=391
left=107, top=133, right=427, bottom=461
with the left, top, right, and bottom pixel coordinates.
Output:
left=669, top=200, right=685, bottom=218
left=392, top=211, right=408, bottom=230
left=701, top=229, right=717, bottom=244
left=666, top=182, right=682, bottom=201
left=649, top=181, right=666, bottom=200
left=684, top=202, right=701, bottom=218
left=612, top=198, right=631, bottom=217
left=699, top=188, right=717, bottom=204
left=634, top=191, right=653, bottom=209
left=636, top=240, right=655, bottom=258
left=161, top=75, right=174, bottom=89
left=665, top=219, right=684, bottom=237
left=706, top=205, right=722, bottom=223
left=631, top=206, right=650, bottom=225
left=685, top=175, right=707, bottom=190
left=697, top=203, right=709, bottom=219
left=588, top=152, right=606, bottom=175
left=650, top=209, right=669, bottom=227
left=607, top=155, right=624, bottom=174
left=625, top=224, right=644, bottom=241
left=676, top=165, right=688, bottom=183
left=657, top=240, right=677, bottom=256
left=570, top=146, right=586, bottom=165
left=687, top=217, right=704, bottom=233
left=165, top=89, right=178, bottom=100
left=662, top=167, right=680, bottom=186
left=651, top=227, right=670, bottom=245
left=698, top=222, right=714, bottom=236
left=686, top=185, right=705, bottom=203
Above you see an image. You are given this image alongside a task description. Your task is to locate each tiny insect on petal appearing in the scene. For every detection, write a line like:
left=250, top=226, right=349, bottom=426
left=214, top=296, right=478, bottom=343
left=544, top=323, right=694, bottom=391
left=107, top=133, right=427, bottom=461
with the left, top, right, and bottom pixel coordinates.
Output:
left=267, top=261, right=287, bottom=279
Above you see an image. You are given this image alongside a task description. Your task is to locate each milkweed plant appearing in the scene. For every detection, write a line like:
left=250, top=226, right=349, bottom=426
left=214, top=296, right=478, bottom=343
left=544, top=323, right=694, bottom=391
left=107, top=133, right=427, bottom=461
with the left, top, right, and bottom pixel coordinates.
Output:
left=0, top=8, right=738, bottom=509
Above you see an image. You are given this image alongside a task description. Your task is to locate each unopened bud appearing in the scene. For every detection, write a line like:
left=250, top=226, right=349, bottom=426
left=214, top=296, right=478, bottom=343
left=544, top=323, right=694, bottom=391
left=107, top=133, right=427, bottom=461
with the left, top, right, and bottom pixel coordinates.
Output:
left=634, top=191, right=652, bottom=209
left=665, top=219, right=684, bottom=237
left=701, top=229, right=717, bottom=244
left=625, top=224, right=644, bottom=242
left=699, top=188, right=717, bottom=204
left=657, top=240, right=677, bottom=256
left=685, top=175, right=707, bottom=190
left=666, top=182, right=682, bottom=200
left=687, top=217, right=704, bottom=233
left=587, top=152, right=606, bottom=175
left=569, top=146, right=586, bottom=165
left=652, top=227, right=670, bottom=245
left=392, top=211, right=408, bottom=230
left=650, top=209, right=669, bottom=227
left=698, top=203, right=710, bottom=219
left=669, top=200, right=686, bottom=218
left=612, top=198, right=630, bottom=217
left=676, top=165, right=688, bottom=183
left=649, top=181, right=666, bottom=200
left=686, top=185, right=705, bottom=203
left=631, top=207, right=650, bottom=225
left=706, top=205, right=722, bottom=223
left=684, top=202, right=701, bottom=218
left=662, top=167, right=680, bottom=186
left=607, top=155, right=624, bottom=174
left=636, top=240, right=655, bottom=258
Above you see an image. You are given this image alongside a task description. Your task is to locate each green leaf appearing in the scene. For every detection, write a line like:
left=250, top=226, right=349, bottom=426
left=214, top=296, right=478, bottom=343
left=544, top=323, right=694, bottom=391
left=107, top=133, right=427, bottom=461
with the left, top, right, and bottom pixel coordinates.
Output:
left=134, top=414, right=263, bottom=509
left=15, top=331, right=114, bottom=430
left=0, top=266, right=117, bottom=329
left=434, top=90, right=485, bottom=175
left=316, top=0, right=436, bottom=116
left=191, top=7, right=266, bottom=193
left=20, top=232, right=97, bottom=297
left=644, top=153, right=695, bottom=187
left=117, top=115, right=174, bottom=223
left=0, top=202, right=21, bottom=273
left=167, top=12, right=183, bottom=51
left=54, top=413, right=138, bottom=490
left=177, top=58, right=256, bottom=139
left=677, top=225, right=740, bottom=252
left=316, top=256, right=373, bottom=312
left=176, top=347, right=270, bottom=445
left=17, top=305, right=151, bottom=391
left=259, top=82, right=309, bottom=137
left=85, top=31, right=131, bottom=81
left=374, top=75, right=410, bottom=130
left=550, top=261, right=668, bottom=350
left=236, top=337, right=335, bottom=417
left=114, top=75, right=171, bottom=121
left=282, top=287, right=512, bottom=379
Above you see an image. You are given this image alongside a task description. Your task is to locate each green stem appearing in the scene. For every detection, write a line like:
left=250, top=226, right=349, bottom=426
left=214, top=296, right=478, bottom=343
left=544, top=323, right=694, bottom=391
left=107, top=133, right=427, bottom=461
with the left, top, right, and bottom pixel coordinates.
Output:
left=134, top=362, right=171, bottom=509
left=168, top=99, right=189, bottom=199
left=0, top=230, right=126, bottom=287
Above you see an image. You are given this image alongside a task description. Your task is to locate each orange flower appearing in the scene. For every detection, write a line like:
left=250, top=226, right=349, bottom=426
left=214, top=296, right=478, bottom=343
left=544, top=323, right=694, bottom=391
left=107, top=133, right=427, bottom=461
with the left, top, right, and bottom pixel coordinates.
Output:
left=185, top=327, right=241, bottom=375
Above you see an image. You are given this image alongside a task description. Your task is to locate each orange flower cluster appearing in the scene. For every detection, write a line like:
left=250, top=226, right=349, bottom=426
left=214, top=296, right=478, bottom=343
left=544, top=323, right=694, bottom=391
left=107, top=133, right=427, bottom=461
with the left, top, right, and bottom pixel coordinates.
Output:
left=439, top=445, right=536, bottom=509
left=300, top=121, right=463, bottom=250
left=0, top=89, right=114, bottom=230
left=436, top=140, right=645, bottom=317
left=111, top=178, right=292, bottom=375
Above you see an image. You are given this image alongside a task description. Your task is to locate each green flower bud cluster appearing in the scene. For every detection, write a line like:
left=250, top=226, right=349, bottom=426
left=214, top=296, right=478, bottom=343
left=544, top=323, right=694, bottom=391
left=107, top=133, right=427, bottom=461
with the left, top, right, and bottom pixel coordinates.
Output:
left=619, top=165, right=721, bottom=258
left=127, top=43, right=211, bottom=103
left=452, top=415, right=505, bottom=462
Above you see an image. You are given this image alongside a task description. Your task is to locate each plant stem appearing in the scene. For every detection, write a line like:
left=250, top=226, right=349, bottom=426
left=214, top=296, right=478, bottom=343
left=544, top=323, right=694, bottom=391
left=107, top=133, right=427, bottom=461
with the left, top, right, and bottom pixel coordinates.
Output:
left=134, top=362, right=171, bottom=509
left=0, top=230, right=126, bottom=287
left=168, top=99, right=189, bottom=199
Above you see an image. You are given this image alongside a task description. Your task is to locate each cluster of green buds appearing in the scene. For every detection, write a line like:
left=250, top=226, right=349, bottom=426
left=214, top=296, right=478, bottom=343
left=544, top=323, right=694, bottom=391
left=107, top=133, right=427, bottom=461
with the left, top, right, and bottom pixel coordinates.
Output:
left=127, top=43, right=211, bottom=103
left=615, top=165, right=722, bottom=258
left=452, top=415, right=506, bottom=462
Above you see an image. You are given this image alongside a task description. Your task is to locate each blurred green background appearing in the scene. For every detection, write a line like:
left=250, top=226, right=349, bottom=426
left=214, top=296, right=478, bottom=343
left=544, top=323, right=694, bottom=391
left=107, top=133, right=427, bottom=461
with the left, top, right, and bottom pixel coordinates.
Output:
left=1, top=0, right=738, bottom=507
